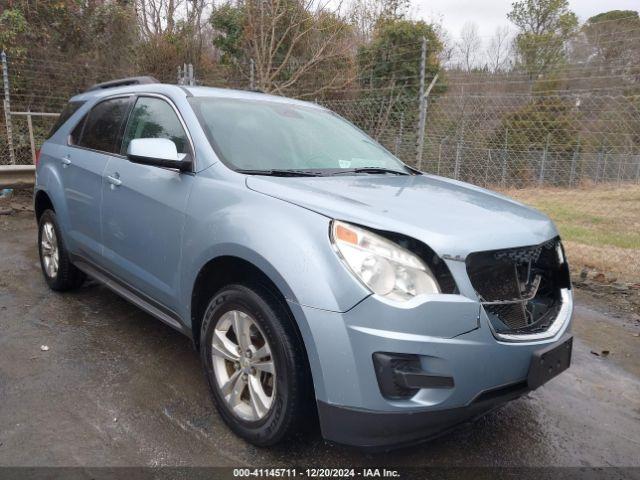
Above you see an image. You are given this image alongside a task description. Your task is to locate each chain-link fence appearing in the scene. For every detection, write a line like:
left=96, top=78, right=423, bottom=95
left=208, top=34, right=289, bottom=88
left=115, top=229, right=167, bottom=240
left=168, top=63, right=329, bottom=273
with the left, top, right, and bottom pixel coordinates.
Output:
left=1, top=112, right=59, bottom=166
left=1, top=49, right=639, bottom=283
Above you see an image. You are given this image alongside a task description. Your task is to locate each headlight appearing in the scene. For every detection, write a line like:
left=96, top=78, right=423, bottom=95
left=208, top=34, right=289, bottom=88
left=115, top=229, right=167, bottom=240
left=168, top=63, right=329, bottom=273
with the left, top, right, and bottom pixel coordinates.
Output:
left=331, top=220, right=440, bottom=301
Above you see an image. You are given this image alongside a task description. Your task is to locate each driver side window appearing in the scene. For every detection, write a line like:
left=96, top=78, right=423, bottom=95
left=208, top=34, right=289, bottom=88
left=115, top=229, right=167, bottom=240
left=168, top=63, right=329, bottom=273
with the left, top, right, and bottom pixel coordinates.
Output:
left=122, top=97, right=189, bottom=155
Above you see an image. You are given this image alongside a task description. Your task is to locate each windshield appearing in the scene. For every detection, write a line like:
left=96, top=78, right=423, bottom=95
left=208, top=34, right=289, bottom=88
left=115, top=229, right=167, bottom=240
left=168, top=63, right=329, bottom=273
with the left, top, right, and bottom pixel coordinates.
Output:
left=189, top=97, right=411, bottom=175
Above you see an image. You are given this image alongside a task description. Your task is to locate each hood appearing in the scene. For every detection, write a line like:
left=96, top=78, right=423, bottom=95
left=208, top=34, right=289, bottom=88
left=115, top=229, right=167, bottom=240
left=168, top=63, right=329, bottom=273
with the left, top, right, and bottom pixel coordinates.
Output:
left=246, top=174, right=557, bottom=259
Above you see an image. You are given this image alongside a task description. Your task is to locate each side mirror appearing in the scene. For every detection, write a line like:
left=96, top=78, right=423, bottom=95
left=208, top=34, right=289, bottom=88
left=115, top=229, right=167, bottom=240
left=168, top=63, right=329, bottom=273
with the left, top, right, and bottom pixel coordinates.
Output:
left=127, top=138, right=192, bottom=172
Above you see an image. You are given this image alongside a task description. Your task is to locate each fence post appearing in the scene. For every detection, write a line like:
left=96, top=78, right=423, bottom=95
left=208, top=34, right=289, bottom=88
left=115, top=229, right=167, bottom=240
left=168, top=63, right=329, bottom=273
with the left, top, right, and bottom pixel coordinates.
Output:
left=454, top=87, right=466, bottom=181
left=250, top=59, right=255, bottom=90
left=2, top=50, right=16, bottom=165
left=437, top=136, right=446, bottom=176
left=188, top=64, right=195, bottom=86
left=595, top=147, right=603, bottom=183
left=415, top=37, right=427, bottom=168
left=26, top=112, right=36, bottom=164
left=454, top=140, right=461, bottom=180
left=501, top=127, right=508, bottom=188
left=177, top=65, right=182, bottom=85
left=394, top=112, right=404, bottom=156
left=539, top=133, right=550, bottom=186
left=617, top=155, right=623, bottom=186
left=569, top=136, right=579, bottom=187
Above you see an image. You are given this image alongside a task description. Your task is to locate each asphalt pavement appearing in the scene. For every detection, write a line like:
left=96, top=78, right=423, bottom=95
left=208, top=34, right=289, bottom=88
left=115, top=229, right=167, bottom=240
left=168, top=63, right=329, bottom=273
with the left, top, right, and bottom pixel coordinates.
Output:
left=1, top=211, right=639, bottom=468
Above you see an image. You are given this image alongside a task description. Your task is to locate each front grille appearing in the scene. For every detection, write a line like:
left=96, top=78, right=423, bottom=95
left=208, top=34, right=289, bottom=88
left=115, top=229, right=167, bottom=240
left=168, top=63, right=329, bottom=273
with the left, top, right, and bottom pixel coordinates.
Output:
left=466, top=238, right=570, bottom=335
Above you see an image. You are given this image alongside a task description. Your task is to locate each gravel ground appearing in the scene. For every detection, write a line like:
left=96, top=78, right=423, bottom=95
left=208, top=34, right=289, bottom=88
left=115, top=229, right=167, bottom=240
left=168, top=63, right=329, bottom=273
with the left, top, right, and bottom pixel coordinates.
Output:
left=1, top=210, right=639, bottom=468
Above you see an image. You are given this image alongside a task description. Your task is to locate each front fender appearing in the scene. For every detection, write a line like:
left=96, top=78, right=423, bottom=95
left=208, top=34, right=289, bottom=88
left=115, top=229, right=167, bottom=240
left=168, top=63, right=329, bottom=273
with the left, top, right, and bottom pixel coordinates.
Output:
left=179, top=176, right=369, bottom=323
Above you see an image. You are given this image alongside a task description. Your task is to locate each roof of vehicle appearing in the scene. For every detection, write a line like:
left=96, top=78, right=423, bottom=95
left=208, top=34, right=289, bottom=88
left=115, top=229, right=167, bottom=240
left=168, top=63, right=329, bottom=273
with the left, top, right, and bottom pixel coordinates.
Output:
left=70, top=82, right=322, bottom=110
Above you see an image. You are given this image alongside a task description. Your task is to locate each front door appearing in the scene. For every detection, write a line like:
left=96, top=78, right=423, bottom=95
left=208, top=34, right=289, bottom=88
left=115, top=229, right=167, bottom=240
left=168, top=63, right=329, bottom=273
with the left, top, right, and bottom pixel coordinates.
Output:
left=100, top=95, right=194, bottom=312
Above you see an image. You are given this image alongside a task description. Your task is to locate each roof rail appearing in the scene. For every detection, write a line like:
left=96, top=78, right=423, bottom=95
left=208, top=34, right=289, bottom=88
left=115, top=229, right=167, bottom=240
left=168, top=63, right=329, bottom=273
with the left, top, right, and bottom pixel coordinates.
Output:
left=85, top=76, right=160, bottom=92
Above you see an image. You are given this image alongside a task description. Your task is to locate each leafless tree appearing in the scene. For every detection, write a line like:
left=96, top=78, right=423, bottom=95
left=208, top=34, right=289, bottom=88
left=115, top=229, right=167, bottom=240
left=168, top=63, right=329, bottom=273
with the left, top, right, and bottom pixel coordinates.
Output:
left=456, top=22, right=482, bottom=72
left=430, top=18, right=455, bottom=67
left=486, top=25, right=513, bottom=72
left=244, top=0, right=355, bottom=95
left=348, top=0, right=386, bottom=42
left=135, top=0, right=212, bottom=69
left=136, top=0, right=209, bottom=38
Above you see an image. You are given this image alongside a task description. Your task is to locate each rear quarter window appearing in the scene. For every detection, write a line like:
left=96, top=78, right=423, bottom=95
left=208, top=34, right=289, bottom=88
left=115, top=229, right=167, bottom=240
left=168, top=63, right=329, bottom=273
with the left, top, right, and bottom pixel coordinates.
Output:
left=47, top=101, right=85, bottom=139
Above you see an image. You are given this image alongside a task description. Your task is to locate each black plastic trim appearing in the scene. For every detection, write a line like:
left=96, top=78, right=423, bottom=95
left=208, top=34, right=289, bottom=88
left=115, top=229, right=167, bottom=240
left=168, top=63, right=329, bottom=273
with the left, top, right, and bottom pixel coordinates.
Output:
left=317, top=383, right=528, bottom=450
left=470, top=381, right=528, bottom=404
left=85, top=76, right=160, bottom=92
left=527, top=334, right=572, bottom=389
left=69, top=254, right=191, bottom=338
left=373, top=352, right=454, bottom=400
left=396, top=369, right=455, bottom=389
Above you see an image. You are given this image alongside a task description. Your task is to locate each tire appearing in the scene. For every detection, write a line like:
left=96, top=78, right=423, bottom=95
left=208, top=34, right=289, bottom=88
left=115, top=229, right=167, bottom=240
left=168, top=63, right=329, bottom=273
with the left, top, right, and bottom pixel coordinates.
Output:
left=38, top=209, right=85, bottom=291
left=200, top=283, right=313, bottom=446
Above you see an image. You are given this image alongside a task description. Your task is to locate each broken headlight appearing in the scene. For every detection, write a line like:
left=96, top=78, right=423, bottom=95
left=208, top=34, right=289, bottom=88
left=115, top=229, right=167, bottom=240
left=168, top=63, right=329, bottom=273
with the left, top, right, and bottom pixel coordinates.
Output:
left=331, top=220, right=440, bottom=301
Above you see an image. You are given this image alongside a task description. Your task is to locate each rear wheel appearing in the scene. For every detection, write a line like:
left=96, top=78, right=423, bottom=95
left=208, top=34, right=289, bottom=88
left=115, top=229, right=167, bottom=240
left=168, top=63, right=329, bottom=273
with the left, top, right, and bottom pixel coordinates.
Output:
left=201, top=284, right=312, bottom=446
left=38, top=209, right=85, bottom=291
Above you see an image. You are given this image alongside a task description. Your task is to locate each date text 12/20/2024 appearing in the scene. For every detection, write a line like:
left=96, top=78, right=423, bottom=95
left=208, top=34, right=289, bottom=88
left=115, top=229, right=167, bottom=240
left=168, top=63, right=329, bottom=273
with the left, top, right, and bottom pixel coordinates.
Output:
left=233, top=469, right=401, bottom=478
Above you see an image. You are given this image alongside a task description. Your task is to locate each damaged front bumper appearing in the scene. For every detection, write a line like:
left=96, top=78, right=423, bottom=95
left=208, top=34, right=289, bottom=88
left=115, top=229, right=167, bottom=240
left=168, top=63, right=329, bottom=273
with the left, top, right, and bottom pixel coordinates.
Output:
left=291, top=287, right=573, bottom=449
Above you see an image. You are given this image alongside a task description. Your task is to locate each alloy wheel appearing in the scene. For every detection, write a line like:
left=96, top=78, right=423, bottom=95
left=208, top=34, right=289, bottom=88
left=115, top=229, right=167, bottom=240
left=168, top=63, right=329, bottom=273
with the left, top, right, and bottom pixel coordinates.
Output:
left=41, top=221, right=59, bottom=278
left=211, top=309, right=276, bottom=422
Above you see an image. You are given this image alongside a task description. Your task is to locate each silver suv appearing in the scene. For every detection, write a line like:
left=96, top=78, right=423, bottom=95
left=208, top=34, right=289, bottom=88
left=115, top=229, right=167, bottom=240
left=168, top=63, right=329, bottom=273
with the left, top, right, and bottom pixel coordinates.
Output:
left=35, top=77, right=573, bottom=448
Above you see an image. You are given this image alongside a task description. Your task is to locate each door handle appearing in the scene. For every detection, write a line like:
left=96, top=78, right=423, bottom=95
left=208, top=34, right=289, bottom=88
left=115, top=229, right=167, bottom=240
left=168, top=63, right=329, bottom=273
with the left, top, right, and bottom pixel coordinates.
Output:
left=106, top=174, right=122, bottom=187
left=61, top=156, right=71, bottom=168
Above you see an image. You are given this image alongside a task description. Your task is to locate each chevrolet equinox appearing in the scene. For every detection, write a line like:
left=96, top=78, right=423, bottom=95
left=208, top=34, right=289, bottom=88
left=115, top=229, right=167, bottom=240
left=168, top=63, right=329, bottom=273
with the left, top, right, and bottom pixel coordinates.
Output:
left=34, top=77, right=573, bottom=449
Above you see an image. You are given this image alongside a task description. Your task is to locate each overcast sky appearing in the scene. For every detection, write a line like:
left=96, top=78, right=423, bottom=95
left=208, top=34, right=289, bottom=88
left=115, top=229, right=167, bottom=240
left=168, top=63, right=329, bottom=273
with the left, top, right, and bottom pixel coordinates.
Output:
left=414, top=0, right=640, bottom=40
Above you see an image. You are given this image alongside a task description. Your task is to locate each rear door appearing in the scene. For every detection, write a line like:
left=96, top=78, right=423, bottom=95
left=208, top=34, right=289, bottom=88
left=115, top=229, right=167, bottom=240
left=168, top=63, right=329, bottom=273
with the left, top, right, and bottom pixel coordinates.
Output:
left=63, top=96, right=132, bottom=263
left=100, top=95, right=195, bottom=312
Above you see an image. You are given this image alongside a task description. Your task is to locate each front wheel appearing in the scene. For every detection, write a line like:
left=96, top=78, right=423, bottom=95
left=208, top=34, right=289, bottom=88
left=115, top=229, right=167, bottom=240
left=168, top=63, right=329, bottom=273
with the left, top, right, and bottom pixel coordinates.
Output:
left=201, top=284, right=313, bottom=446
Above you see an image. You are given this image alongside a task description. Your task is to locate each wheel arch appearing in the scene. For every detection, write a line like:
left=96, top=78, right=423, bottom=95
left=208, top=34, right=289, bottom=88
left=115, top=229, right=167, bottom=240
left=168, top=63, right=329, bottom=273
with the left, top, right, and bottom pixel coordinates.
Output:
left=34, top=189, right=55, bottom=222
left=191, top=255, right=299, bottom=350
left=190, top=254, right=319, bottom=405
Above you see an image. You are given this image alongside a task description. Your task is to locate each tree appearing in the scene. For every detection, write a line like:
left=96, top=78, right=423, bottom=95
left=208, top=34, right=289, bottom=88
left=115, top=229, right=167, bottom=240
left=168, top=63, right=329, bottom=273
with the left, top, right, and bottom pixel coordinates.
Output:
left=211, top=3, right=245, bottom=62
left=455, top=22, right=482, bottom=72
left=0, top=1, right=137, bottom=67
left=357, top=19, right=442, bottom=95
left=491, top=92, right=579, bottom=183
left=355, top=18, right=443, bottom=141
left=347, top=0, right=409, bottom=42
left=581, top=10, right=640, bottom=69
left=210, top=0, right=355, bottom=95
left=485, top=26, right=512, bottom=73
left=135, top=0, right=210, bottom=80
left=0, top=1, right=138, bottom=110
left=507, top=0, right=578, bottom=79
left=0, top=8, right=26, bottom=54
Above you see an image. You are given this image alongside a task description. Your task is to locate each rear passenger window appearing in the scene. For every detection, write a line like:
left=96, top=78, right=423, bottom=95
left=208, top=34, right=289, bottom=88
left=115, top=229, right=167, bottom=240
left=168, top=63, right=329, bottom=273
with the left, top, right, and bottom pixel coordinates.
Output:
left=122, top=97, right=189, bottom=155
left=76, top=97, right=131, bottom=154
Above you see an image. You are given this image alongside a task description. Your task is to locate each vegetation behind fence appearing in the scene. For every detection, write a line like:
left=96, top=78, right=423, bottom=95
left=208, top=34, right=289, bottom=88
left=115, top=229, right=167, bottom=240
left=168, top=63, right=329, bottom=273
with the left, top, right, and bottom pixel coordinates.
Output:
left=0, top=0, right=638, bottom=282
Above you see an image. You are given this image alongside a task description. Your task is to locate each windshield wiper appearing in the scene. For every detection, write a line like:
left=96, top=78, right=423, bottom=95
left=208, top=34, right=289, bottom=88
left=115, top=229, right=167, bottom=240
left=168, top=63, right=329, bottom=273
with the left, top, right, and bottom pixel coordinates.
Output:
left=236, top=169, right=322, bottom=177
left=330, top=167, right=411, bottom=176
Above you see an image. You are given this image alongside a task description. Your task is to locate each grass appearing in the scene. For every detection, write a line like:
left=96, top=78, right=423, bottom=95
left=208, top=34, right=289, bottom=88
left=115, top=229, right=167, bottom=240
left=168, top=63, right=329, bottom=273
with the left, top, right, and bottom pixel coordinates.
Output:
left=502, top=184, right=640, bottom=282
